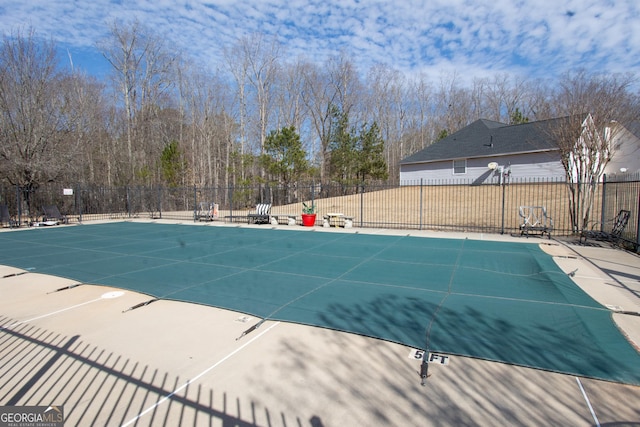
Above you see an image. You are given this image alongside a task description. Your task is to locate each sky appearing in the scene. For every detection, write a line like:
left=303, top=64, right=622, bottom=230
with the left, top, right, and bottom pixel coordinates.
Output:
left=0, top=0, right=638, bottom=83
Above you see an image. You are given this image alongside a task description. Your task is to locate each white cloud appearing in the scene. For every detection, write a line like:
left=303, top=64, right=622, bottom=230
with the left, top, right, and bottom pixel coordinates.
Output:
left=0, top=0, right=637, bottom=81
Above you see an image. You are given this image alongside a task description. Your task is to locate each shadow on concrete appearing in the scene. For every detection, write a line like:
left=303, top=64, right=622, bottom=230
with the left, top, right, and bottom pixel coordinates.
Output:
left=0, top=317, right=322, bottom=427
left=275, top=295, right=640, bottom=425
left=563, top=239, right=640, bottom=303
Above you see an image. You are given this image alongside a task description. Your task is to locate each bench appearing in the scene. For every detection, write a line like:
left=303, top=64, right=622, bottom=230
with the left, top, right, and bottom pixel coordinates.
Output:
left=224, top=215, right=248, bottom=224
left=519, top=206, right=553, bottom=239
left=323, top=213, right=354, bottom=228
left=247, top=203, right=271, bottom=224
left=270, top=214, right=297, bottom=226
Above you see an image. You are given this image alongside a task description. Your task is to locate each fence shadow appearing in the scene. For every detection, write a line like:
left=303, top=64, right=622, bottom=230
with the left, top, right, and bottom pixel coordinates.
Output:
left=0, top=317, right=322, bottom=427
left=289, top=294, right=639, bottom=425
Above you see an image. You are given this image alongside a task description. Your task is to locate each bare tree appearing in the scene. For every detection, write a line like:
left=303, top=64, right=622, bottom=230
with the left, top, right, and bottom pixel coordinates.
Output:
left=404, top=73, right=435, bottom=154
left=0, top=28, right=77, bottom=213
left=365, top=63, right=407, bottom=178
left=326, top=52, right=363, bottom=121
left=301, top=61, right=339, bottom=180
left=434, top=72, right=475, bottom=135
left=527, top=78, right=554, bottom=121
left=480, top=73, right=531, bottom=123
left=318, top=53, right=364, bottom=179
left=58, top=72, right=109, bottom=184
left=273, top=58, right=309, bottom=135
left=223, top=37, right=252, bottom=181
left=244, top=34, right=280, bottom=157
left=99, top=19, right=176, bottom=183
left=223, top=33, right=281, bottom=185
left=543, top=70, right=640, bottom=231
left=180, top=65, right=236, bottom=188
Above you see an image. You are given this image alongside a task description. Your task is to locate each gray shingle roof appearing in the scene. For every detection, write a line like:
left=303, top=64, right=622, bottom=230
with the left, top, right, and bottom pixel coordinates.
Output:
left=400, top=117, right=566, bottom=165
left=624, top=121, right=640, bottom=139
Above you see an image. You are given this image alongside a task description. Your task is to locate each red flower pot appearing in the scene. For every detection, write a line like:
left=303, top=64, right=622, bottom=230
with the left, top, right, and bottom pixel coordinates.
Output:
left=301, top=213, right=316, bottom=226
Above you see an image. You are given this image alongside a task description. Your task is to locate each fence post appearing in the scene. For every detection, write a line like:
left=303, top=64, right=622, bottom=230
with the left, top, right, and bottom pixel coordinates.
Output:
left=419, top=179, right=423, bottom=230
left=600, top=174, right=608, bottom=232
left=126, top=186, right=131, bottom=218
left=311, top=181, right=315, bottom=207
left=359, top=183, right=364, bottom=228
left=501, top=181, right=506, bottom=235
left=193, top=185, right=198, bottom=222
left=228, top=185, right=234, bottom=221
left=635, top=186, right=640, bottom=252
left=76, top=184, right=82, bottom=223
left=15, top=184, right=21, bottom=227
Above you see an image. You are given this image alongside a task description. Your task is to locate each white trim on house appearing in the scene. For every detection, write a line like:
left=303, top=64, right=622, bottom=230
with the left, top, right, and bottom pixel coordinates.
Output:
left=452, top=159, right=467, bottom=175
left=400, top=148, right=558, bottom=166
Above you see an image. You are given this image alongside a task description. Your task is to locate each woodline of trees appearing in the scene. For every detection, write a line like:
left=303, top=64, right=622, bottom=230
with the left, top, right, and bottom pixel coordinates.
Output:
left=1, top=24, right=639, bottom=221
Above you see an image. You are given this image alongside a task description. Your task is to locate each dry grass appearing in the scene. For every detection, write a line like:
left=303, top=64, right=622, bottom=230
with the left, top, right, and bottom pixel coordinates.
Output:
left=74, top=183, right=601, bottom=236
left=267, top=183, right=578, bottom=233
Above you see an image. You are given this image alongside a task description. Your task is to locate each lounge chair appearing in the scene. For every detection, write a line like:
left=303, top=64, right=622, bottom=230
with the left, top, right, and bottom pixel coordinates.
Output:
left=580, top=209, right=630, bottom=246
left=42, top=205, right=69, bottom=224
left=247, top=203, right=271, bottom=224
left=0, top=204, right=17, bottom=228
left=518, top=206, right=553, bottom=239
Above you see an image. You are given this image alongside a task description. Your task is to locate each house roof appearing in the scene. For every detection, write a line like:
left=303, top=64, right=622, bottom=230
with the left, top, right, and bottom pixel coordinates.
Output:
left=400, top=117, right=568, bottom=165
left=623, top=121, right=640, bottom=139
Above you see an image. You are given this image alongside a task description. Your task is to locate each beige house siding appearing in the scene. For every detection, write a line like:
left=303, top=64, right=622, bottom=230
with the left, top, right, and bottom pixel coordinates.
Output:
left=606, top=126, right=640, bottom=175
left=400, top=151, right=565, bottom=184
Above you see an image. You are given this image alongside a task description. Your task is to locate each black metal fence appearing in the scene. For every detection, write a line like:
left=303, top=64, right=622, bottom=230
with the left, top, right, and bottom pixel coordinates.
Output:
left=600, top=172, right=640, bottom=249
left=1, top=174, right=638, bottom=249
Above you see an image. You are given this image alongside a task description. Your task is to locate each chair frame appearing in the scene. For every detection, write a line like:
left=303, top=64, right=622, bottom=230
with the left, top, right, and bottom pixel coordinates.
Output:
left=247, top=203, right=271, bottom=224
left=0, top=204, right=18, bottom=228
left=518, top=206, right=553, bottom=239
left=42, top=205, right=69, bottom=224
left=195, top=202, right=218, bottom=221
left=580, top=209, right=630, bottom=246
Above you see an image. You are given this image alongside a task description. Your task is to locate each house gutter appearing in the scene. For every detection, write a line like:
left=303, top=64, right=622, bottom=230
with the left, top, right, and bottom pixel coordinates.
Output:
left=399, top=148, right=559, bottom=166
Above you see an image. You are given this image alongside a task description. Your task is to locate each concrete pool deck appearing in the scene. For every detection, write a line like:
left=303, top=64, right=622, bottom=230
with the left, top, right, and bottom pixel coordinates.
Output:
left=1, top=219, right=639, bottom=426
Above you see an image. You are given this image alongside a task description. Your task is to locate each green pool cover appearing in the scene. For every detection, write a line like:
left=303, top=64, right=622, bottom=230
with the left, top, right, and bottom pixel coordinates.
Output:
left=1, top=222, right=639, bottom=385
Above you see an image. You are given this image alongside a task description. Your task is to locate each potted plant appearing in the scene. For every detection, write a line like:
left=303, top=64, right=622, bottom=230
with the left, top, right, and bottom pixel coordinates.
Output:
left=301, top=202, right=317, bottom=226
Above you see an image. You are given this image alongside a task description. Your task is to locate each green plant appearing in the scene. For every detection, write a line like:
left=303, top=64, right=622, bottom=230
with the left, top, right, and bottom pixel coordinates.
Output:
left=302, top=202, right=316, bottom=214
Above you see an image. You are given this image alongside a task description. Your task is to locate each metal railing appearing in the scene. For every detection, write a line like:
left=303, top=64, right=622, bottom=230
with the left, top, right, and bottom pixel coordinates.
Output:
left=1, top=175, right=638, bottom=249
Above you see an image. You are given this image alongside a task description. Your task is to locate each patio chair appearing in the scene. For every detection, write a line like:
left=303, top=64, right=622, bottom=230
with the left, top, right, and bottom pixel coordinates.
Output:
left=247, top=203, right=271, bottom=224
left=0, top=204, right=17, bottom=228
left=518, top=206, right=553, bottom=239
left=579, top=209, right=630, bottom=246
left=42, top=205, right=69, bottom=224
left=196, top=202, right=218, bottom=221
